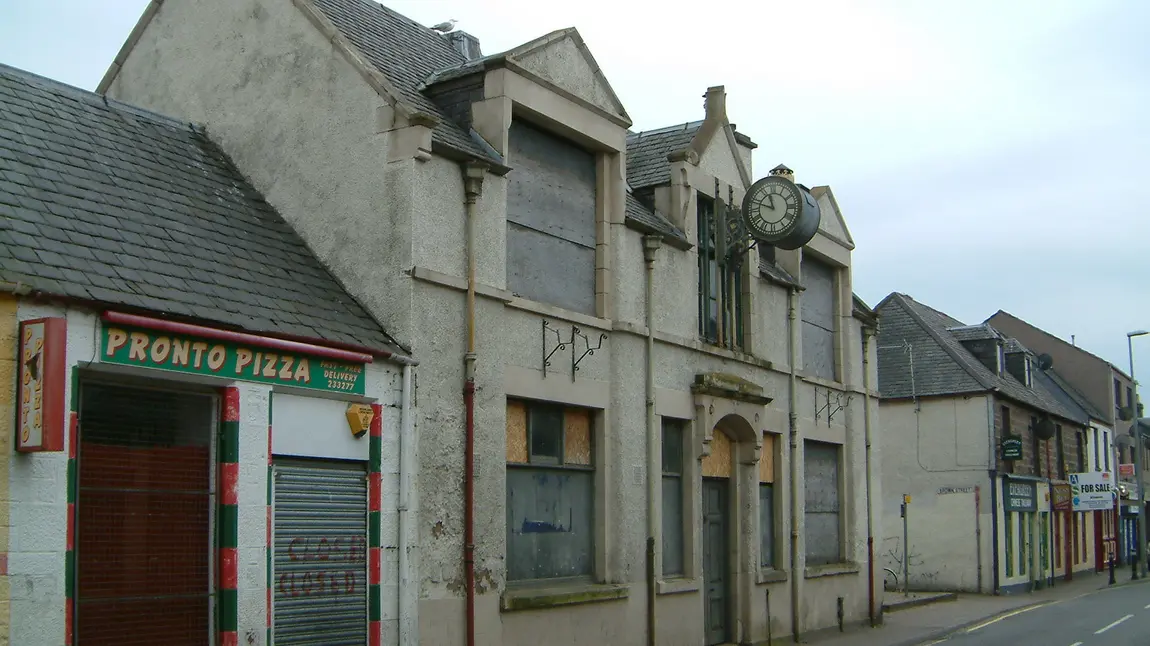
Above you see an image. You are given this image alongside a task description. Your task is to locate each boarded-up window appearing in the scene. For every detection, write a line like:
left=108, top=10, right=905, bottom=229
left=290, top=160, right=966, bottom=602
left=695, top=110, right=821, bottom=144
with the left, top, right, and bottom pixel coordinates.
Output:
left=662, top=419, right=686, bottom=576
left=506, top=120, right=597, bottom=315
left=804, top=440, right=842, bottom=565
left=760, top=433, right=776, bottom=568
left=801, top=257, right=837, bottom=381
left=506, top=400, right=594, bottom=581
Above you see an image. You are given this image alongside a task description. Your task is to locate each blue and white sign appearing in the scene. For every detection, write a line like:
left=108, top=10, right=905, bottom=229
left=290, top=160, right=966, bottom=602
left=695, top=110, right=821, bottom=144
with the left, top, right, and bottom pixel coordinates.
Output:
left=1069, top=472, right=1115, bottom=511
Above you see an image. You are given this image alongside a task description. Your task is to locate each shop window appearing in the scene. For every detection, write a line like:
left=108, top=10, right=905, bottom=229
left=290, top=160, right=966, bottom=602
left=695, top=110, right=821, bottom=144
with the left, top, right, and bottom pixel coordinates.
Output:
left=696, top=193, right=745, bottom=350
left=759, top=432, right=776, bottom=569
left=505, top=400, right=594, bottom=582
left=1020, top=513, right=1028, bottom=576
left=801, top=256, right=838, bottom=381
left=804, top=440, right=842, bottom=565
left=506, top=120, right=597, bottom=315
left=661, top=418, right=686, bottom=577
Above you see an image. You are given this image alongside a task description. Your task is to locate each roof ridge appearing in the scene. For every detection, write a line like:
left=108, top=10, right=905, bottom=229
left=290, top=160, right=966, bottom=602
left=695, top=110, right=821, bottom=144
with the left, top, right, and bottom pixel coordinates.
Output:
left=987, top=309, right=1118, bottom=373
left=627, top=120, right=704, bottom=139
left=0, top=62, right=196, bottom=132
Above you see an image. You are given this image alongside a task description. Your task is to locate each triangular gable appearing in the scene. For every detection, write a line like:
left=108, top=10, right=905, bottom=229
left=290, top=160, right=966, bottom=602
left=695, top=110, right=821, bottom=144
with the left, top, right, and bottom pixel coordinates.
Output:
left=508, top=28, right=630, bottom=125
left=811, top=186, right=855, bottom=250
left=697, top=125, right=747, bottom=190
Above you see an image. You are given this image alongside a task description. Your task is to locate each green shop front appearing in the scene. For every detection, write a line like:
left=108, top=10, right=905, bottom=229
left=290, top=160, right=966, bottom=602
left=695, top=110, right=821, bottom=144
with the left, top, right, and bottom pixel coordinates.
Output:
left=998, top=476, right=1055, bottom=594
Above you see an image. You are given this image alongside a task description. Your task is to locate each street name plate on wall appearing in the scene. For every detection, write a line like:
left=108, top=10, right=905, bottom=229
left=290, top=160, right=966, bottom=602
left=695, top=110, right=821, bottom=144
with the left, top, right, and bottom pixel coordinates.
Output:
left=100, top=325, right=366, bottom=395
left=16, top=317, right=67, bottom=452
left=1069, top=472, right=1114, bottom=512
left=1003, top=480, right=1037, bottom=512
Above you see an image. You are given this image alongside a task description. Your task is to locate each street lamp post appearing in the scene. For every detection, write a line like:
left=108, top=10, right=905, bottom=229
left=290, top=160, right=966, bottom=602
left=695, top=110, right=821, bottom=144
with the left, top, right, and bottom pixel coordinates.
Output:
left=1128, top=330, right=1148, bottom=577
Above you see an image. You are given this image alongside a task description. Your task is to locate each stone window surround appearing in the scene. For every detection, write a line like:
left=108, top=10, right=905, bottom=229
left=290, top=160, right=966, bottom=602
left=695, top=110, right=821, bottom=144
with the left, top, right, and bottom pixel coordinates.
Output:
left=471, top=66, right=627, bottom=321
left=798, top=247, right=852, bottom=388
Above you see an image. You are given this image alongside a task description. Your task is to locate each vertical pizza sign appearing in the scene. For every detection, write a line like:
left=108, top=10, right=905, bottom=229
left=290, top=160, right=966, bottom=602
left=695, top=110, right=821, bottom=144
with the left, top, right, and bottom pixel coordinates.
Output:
left=16, top=317, right=66, bottom=452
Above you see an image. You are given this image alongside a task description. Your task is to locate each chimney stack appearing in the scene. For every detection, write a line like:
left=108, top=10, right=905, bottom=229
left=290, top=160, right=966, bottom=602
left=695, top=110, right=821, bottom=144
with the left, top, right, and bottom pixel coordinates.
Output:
left=704, top=86, right=727, bottom=122
left=448, top=31, right=483, bottom=61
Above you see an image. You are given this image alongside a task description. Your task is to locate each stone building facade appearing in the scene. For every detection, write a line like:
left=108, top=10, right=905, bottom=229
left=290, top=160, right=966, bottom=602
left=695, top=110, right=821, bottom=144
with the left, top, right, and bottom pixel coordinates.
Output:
left=101, top=0, right=882, bottom=643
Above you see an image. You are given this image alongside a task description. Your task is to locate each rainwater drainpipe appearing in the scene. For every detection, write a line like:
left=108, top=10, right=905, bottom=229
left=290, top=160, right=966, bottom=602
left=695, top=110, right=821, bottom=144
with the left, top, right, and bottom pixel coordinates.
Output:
left=788, top=286, right=803, bottom=642
left=462, top=161, right=486, bottom=646
left=399, top=363, right=417, bottom=645
left=643, top=234, right=662, bottom=646
left=862, top=328, right=876, bottom=626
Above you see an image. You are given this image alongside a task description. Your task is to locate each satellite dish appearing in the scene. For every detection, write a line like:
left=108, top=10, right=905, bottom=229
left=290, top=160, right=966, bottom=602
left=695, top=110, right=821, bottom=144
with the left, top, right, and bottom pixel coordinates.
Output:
left=1034, top=416, right=1056, bottom=440
left=1037, top=353, right=1053, bottom=371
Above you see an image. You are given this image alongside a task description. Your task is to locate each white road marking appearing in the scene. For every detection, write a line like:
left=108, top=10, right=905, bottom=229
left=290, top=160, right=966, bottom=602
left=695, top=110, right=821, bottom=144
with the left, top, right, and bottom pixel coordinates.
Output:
left=966, top=603, right=1052, bottom=632
left=1146, top=603, right=1150, bottom=610
left=1070, top=642, right=1083, bottom=646
left=1095, top=614, right=1134, bottom=634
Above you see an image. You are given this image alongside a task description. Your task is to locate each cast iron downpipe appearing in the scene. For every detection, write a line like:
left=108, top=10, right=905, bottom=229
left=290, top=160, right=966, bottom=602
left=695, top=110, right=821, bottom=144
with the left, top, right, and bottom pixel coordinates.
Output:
left=643, top=234, right=662, bottom=646
left=787, top=286, right=802, bottom=642
left=862, top=328, right=876, bottom=626
left=462, top=162, right=486, bottom=646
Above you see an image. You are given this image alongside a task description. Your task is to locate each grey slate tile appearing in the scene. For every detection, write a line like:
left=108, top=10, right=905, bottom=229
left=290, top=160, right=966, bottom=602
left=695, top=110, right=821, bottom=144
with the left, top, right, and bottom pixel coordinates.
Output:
left=626, top=121, right=702, bottom=189
left=0, top=62, right=403, bottom=357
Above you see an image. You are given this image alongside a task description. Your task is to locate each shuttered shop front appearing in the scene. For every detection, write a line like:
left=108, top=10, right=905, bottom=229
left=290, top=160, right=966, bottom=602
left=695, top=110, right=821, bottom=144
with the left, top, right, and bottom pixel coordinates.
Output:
left=273, top=460, right=368, bottom=644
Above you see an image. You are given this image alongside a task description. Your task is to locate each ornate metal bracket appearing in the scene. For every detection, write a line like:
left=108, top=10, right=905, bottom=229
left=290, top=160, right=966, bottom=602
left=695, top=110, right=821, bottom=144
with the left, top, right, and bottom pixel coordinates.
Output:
left=571, top=326, right=607, bottom=382
left=542, top=320, right=568, bottom=378
left=814, top=386, right=855, bottom=426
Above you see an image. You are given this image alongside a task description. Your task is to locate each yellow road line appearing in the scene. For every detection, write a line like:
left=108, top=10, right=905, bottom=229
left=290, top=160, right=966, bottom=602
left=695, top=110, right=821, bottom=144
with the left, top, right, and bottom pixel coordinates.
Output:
left=965, top=602, right=1053, bottom=633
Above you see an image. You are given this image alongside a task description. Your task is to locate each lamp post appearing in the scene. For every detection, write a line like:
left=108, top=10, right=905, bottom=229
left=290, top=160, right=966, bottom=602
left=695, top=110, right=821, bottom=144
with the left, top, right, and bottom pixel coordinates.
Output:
left=1128, top=329, right=1148, bottom=577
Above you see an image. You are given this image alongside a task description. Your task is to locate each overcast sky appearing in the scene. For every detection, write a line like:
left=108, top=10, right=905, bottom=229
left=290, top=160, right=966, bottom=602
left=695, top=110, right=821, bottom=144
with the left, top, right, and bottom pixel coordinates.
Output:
left=2, top=0, right=1148, bottom=378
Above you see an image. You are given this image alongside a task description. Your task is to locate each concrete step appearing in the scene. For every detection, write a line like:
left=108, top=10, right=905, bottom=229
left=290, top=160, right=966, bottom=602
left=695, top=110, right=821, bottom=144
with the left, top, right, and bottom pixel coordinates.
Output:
left=881, top=591, right=958, bottom=613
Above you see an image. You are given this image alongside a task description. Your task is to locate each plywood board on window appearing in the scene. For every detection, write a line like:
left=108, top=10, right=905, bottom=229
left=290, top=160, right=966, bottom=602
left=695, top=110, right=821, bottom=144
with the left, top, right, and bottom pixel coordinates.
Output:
left=506, top=400, right=528, bottom=463
left=760, top=433, right=776, bottom=483
left=564, top=407, right=592, bottom=465
left=701, top=429, right=732, bottom=478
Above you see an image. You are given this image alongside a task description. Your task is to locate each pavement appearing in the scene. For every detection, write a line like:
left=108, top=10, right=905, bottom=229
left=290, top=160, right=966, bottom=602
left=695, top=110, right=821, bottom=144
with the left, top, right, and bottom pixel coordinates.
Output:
left=803, top=570, right=1150, bottom=646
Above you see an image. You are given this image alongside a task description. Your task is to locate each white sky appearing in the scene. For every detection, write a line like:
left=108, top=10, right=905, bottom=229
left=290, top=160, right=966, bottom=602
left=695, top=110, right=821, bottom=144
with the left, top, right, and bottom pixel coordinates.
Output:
left=2, top=0, right=1148, bottom=380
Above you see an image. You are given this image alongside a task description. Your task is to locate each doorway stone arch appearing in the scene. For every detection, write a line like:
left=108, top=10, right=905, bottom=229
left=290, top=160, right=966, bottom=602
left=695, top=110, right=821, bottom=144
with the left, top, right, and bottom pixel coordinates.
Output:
left=692, top=372, right=773, bottom=644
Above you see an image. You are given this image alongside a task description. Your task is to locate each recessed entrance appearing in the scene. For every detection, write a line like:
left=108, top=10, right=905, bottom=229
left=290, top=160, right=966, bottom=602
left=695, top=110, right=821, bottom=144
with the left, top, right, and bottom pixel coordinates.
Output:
left=702, top=477, right=730, bottom=645
left=76, top=381, right=215, bottom=645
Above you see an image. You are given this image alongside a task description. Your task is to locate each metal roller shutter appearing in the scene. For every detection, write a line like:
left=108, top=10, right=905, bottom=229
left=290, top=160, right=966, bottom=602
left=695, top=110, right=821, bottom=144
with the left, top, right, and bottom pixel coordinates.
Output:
left=76, top=382, right=214, bottom=646
left=273, top=460, right=368, bottom=645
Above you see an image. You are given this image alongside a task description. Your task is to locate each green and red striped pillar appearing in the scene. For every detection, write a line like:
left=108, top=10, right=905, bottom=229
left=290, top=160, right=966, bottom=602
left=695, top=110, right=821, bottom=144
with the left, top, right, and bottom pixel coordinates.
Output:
left=219, top=387, right=240, bottom=646
left=65, top=368, right=79, bottom=645
left=266, top=400, right=273, bottom=645
left=369, top=403, right=383, bottom=646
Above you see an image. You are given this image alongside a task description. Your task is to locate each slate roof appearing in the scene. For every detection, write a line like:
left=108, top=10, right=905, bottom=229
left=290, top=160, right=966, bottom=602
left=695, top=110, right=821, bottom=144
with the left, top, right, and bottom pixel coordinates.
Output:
left=626, top=121, right=702, bottom=189
left=624, top=191, right=689, bottom=249
left=874, top=293, right=1079, bottom=422
left=758, top=256, right=800, bottom=289
left=309, top=0, right=498, bottom=165
left=0, top=63, right=404, bottom=356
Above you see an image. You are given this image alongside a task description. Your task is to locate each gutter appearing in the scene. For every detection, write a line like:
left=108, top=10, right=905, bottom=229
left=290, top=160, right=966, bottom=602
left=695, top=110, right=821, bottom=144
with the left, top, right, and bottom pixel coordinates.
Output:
left=398, top=363, right=418, bottom=644
left=642, top=234, right=662, bottom=646
left=788, top=286, right=803, bottom=641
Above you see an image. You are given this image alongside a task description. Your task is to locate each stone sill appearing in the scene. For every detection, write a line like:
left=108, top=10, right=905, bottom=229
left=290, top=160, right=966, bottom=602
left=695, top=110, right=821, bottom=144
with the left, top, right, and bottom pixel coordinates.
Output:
left=656, top=577, right=699, bottom=595
left=805, top=562, right=861, bottom=580
left=756, top=569, right=789, bottom=585
left=500, top=581, right=630, bottom=612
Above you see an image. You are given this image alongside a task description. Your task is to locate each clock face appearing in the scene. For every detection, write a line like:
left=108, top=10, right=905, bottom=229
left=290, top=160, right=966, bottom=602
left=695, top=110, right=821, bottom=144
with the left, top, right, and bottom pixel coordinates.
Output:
left=742, top=176, right=803, bottom=242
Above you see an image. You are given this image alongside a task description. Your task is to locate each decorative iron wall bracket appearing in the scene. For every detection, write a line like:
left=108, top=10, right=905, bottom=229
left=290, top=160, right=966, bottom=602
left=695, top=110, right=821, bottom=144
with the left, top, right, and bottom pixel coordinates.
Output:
left=571, top=326, right=607, bottom=382
left=542, top=319, right=568, bottom=378
left=814, top=386, right=854, bottom=426
left=542, top=320, right=607, bottom=380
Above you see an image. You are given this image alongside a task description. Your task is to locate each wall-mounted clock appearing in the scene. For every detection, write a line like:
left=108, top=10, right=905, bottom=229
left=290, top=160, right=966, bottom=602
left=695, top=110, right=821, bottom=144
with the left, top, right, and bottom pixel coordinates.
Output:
left=740, top=175, right=821, bottom=250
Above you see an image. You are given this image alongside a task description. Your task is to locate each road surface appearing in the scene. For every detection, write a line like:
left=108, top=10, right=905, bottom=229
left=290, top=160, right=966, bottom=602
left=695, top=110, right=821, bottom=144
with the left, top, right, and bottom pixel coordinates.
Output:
left=925, top=583, right=1150, bottom=646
